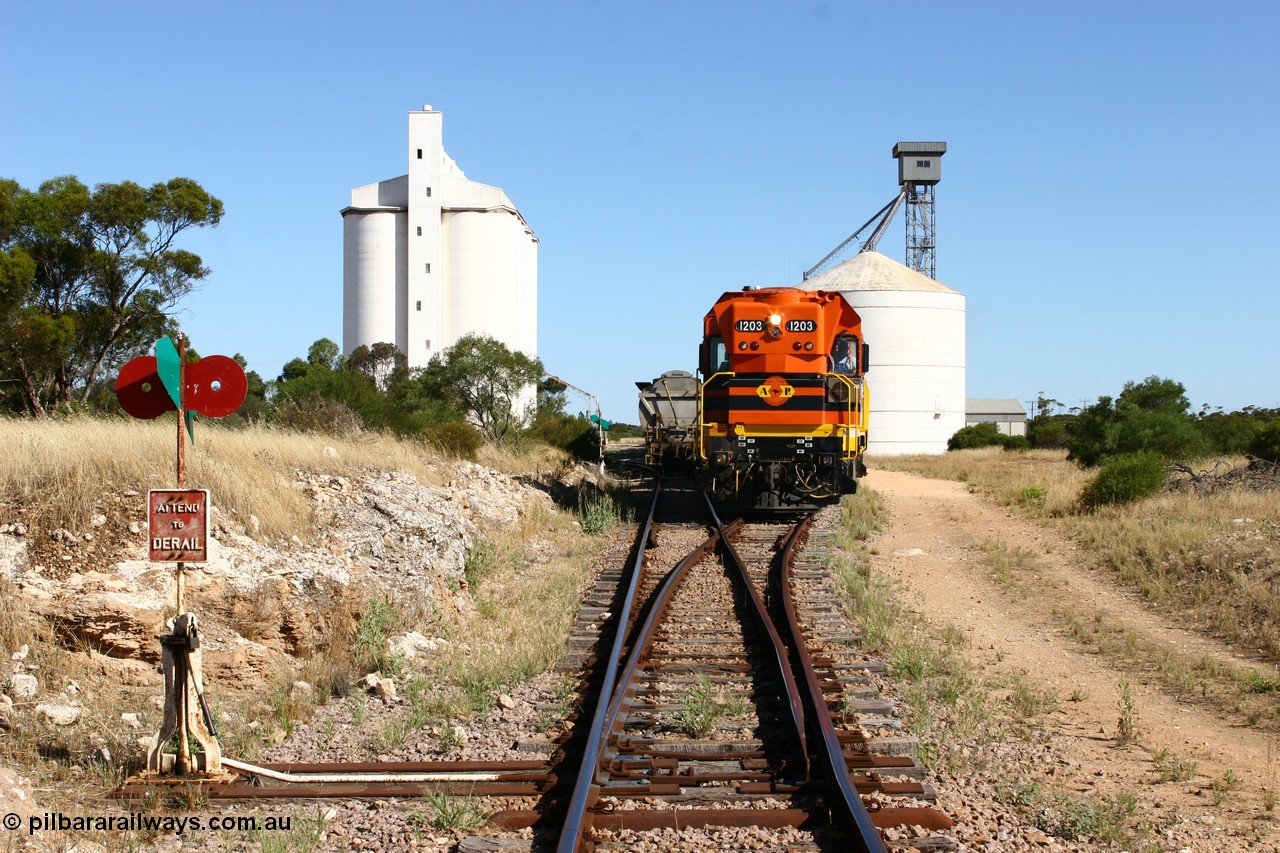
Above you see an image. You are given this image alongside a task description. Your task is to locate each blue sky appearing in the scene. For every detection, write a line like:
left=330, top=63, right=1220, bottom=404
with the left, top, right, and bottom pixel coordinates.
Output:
left=3, top=1, right=1276, bottom=422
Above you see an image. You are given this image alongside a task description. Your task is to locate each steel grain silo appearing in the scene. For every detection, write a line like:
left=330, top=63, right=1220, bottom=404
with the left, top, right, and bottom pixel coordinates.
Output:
left=803, top=251, right=965, bottom=455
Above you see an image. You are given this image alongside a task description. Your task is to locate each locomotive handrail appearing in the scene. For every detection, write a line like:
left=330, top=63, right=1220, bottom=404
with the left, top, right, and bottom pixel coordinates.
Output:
left=818, top=371, right=869, bottom=455
left=697, top=370, right=735, bottom=461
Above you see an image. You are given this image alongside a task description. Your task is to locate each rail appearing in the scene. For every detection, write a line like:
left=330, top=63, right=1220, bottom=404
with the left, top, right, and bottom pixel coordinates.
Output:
left=777, top=516, right=888, bottom=853
left=554, top=476, right=665, bottom=853
left=557, top=496, right=829, bottom=852
left=704, top=495, right=810, bottom=778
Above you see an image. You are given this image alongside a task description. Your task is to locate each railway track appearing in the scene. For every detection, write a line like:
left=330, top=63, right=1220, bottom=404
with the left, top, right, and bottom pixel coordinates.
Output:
left=535, top=479, right=950, bottom=852
left=115, top=475, right=952, bottom=851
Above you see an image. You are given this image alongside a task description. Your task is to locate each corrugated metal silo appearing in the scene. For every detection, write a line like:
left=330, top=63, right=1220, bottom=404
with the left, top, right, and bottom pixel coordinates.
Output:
left=803, top=251, right=965, bottom=455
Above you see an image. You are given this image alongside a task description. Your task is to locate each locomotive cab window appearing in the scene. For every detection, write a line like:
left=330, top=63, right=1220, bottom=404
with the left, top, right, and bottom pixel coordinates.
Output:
left=704, top=336, right=728, bottom=374
left=832, top=336, right=859, bottom=375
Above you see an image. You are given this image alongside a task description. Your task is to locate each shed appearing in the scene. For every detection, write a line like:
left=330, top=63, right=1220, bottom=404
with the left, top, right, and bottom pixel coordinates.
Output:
left=965, top=399, right=1027, bottom=436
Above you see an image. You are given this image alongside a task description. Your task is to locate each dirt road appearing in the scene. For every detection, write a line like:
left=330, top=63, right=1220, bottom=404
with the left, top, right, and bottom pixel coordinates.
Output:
left=863, top=468, right=1279, bottom=851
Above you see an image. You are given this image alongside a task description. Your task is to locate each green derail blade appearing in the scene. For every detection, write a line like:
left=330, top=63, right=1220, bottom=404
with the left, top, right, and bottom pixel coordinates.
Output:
left=155, top=336, right=182, bottom=410
left=185, top=410, right=196, bottom=443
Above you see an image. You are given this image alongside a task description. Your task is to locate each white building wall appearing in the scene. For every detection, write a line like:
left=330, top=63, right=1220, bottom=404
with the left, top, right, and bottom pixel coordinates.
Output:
left=406, top=108, right=444, bottom=366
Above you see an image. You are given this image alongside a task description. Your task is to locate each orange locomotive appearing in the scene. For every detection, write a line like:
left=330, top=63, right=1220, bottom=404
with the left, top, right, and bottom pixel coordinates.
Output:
left=698, top=287, right=869, bottom=509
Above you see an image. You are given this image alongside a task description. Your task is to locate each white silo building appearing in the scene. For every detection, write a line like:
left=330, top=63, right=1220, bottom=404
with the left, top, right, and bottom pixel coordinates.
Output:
left=342, top=105, right=538, bottom=369
left=803, top=251, right=965, bottom=455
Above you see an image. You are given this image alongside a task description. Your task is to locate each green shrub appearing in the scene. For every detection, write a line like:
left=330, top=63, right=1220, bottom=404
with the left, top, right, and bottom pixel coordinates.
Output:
left=1080, top=452, right=1167, bottom=509
left=1016, top=486, right=1048, bottom=510
left=529, top=412, right=590, bottom=449
left=1248, top=420, right=1280, bottom=463
left=1066, top=377, right=1210, bottom=467
left=530, top=412, right=600, bottom=462
left=275, top=392, right=365, bottom=436
left=352, top=595, right=402, bottom=674
left=577, top=490, right=619, bottom=536
left=464, top=538, right=497, bottom=590
left=1028, top=416, right=1070, bottom=449
left=422, top=422, right=483, bottom=461
left=1003, top=435, right=1032, bottom=452
left=948, top=422, right=1007, bottom=451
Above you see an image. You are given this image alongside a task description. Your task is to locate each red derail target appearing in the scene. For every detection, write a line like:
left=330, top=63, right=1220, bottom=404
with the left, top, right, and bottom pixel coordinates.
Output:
left=148, top=489, right=209, bottom=563
left=116, top=354, right=247, bottom=420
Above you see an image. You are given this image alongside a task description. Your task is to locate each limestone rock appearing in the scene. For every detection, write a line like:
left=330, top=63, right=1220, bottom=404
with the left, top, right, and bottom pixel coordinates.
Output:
left=358, top=673, right=397, bottom=702
left=388, top=631, right=448, bottom=661
left=35, top=702, right=81, bottom=726
left=61, top=590, right=166, bottom=659
left=8, top=673, right=37, bottom=701
left=0, top=535, right=27, bottom=579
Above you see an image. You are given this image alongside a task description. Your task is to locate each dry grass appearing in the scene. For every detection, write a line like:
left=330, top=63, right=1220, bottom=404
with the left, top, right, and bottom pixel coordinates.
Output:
left=477, top=441, right=573, bottom=477
left=870, top=447, right=1092, bottom=517
left=1073, top=491, right=1280, bottom=658
left=871, top=447, right=1280, bottom=676
left=0, top=415, right=449, bottom=542
left=426, top=496, right=599, bottom=709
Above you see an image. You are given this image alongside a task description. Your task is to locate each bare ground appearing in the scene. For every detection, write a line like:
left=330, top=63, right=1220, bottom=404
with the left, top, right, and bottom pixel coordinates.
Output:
left=863, top=468, right=1279, bottom=851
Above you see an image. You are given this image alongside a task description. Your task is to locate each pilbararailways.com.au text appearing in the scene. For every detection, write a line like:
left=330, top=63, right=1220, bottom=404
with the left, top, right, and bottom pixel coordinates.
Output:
left=12, top=812, right=294, bottom=835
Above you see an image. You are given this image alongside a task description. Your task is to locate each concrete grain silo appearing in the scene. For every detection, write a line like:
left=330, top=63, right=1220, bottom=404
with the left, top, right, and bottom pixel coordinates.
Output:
left=802, top=251, right=965, bottom=455
left=342, top=105, right=538, bottom=370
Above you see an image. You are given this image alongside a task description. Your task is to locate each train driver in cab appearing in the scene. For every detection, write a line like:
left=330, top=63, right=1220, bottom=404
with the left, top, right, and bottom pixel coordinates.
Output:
left=832, top=337, right=858, bottom=375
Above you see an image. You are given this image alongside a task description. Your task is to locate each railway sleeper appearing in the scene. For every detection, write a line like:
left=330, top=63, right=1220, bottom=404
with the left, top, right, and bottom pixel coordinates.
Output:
left=831, top=659, right=890, bottom=674
left=847, top=715, right=903, bottom=732
left=609, top=755, right=925, bottom=782
left=477, top=835, right=959, bottom=853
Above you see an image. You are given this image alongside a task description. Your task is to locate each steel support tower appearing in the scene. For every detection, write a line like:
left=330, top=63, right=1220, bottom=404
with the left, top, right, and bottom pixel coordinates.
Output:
left=892, top=142, right=946, bottom=280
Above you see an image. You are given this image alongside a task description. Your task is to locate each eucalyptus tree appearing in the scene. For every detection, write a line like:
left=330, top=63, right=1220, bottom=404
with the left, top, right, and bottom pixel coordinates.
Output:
left=0, top=175, right=223, bottom=415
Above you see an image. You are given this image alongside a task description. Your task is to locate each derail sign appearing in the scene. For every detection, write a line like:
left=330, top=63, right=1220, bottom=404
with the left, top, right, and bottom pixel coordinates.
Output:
left=148, top=489, right=209, bottom=563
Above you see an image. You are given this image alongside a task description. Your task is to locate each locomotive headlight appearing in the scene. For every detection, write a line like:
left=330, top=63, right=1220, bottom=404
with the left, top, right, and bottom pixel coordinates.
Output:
left=768, top=313, right=782, bottom=327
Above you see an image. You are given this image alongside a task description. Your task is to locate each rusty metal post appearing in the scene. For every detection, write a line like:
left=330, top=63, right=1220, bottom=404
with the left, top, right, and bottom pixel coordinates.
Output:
left=174, top=336, right=190, bottom=775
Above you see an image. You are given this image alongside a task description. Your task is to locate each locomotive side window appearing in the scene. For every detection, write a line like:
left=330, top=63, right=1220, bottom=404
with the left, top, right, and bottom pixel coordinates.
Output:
left=832, top=336, right=859, bottom=375
left=706, top=336, right=727, bottom=373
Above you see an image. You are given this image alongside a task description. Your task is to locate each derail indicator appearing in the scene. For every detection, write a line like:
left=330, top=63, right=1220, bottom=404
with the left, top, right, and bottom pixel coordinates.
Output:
left=148, top=489, right=209, bottom=563
left=756, top=375, right=795, bottom=407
